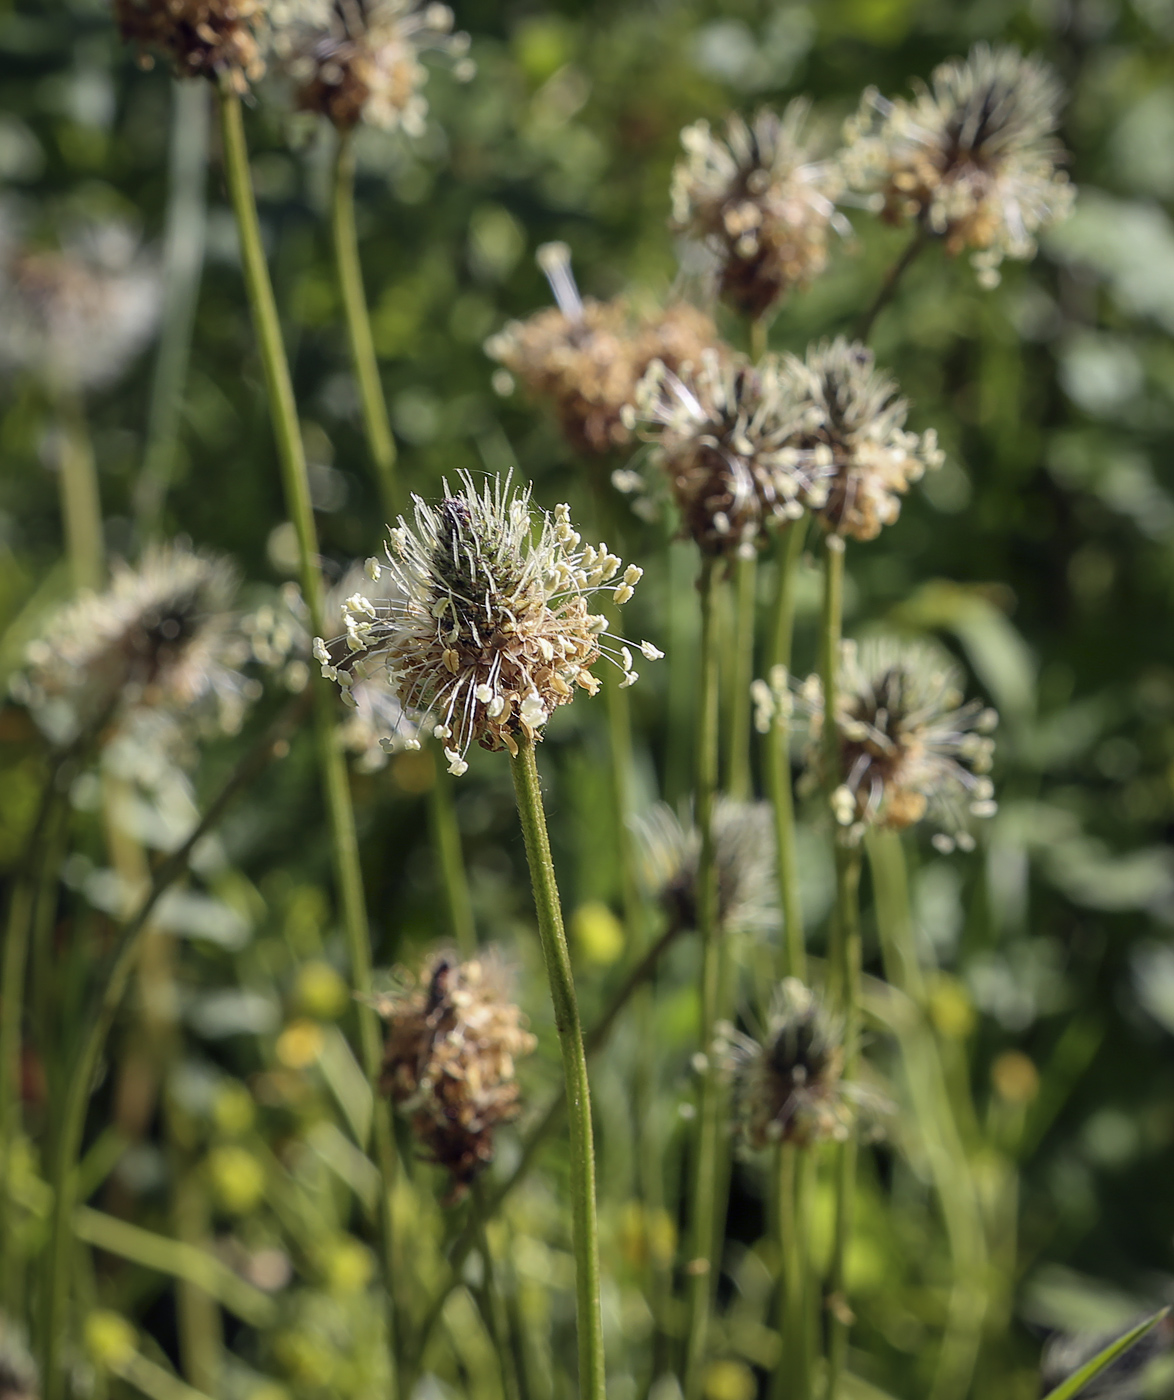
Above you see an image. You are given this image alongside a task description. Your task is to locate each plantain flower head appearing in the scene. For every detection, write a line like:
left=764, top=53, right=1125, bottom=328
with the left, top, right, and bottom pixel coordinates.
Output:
left=671, top=101, right=845, bottom=318
left=622, top=348, right=828, bottom=557
left=315, top=473, right=661, bottom=775
left=274, top=0, right=473, bottom=133
left=717, top=979, right=852, bottom=1149
left=795, top=635, right=998, bottom=850
left=115, top=0, right=266, bottom=91
left=842, top=44, right=1074, bottom=287
left=375, top=953, right=536, bottom=1197
left=485, top=242, right=717, bottom=455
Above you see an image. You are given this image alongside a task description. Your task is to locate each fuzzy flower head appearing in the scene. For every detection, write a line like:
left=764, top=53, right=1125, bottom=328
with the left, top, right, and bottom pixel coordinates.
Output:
left=485, top=242, right=717, bottom=456
left=0, top=226, right=159, bottom=395
left=316, top=473, right=661, bottom=775
left=671, top=102, right=846, bottom=319
left=622, top=348, right=829, bottom=557
left=842, top=44, right=1074, bottom=287
left=717, top=979, right=852, bottom=1149
left=774, top=338, right=942, bottom=541
left=374, top=953, right=536, bottom=1197
left=274, top=0, right=472, bottom=133
left=12, top=542, right=255, bottom=746
left=115, top=0, right=266, bottom=91
left=633, top=799, right=777, bottom=937
left=795, top=635, right=998, bottom=851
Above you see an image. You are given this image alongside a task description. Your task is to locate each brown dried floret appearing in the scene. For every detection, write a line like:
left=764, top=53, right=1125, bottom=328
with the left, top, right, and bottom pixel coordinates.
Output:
left=376, top=955, right=536, bottom=1197
left=115, top=0, right=266, bottom=92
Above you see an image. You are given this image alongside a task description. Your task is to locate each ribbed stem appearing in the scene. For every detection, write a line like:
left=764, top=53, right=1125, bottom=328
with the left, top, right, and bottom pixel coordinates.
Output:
left=217, top=87, right=400, bottom=1382
left=54, top=391, right=104, bottom=592
left=331, top=127, right=399, bottom=521
left=683, top=559, right=721, bottom=1400
left=726, top=552, right=757, bottom=801
left=771, top=1144, right=809, bottom=1400
left=508, top=735, right=604, bottom=1400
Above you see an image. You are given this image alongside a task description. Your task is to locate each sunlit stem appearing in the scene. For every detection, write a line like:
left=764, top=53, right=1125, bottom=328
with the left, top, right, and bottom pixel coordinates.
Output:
left=54, top=389, right=104, bottom=592
left=217, top=82, right=400, bottom=1388
left=508, top=734, right=605, bottom=1400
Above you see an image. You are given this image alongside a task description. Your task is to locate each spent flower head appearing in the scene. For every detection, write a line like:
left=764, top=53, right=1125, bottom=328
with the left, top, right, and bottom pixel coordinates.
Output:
left=633, top=799, right=777, bottom=937
left=842, top=44, right=1074, bottom=286
left=374, top=953, right=536, bottom=1197
left=315, top=473, right=661, bottom=775
left=273, top=0, right=472, bottom=133
left=671, top=101, right=846, bottom=318
left=12, top=542, right=255, bottom=746
left=485, top=242, right=717, bottom=455
left=794, top=635, right=998, bottom=850
left=115, top=0, right=266, bottom=91
left=622, top=348, right=827, bottom=557
left=717, top=979, right=852, bottom=1149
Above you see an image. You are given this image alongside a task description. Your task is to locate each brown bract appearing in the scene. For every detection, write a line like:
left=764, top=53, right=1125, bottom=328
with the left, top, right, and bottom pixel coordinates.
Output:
left=115, top=0, right=265, bottom=92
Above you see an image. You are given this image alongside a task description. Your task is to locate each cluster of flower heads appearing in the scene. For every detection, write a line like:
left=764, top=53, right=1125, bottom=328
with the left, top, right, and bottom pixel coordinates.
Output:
left=717, top=979, right=853, bottom=1149
left=12, top=542, right=256, bottom=749
left=375, top=953, right=536, bottom=1197
left=275, top=0, right=472, bottom=133
left=775, top=635, right=997, bottom=850
left=486, top=243, right=718, bottom=455
left=315, top=474, right=661, bottom=775
left=0, top=222, right=159, bottom=395
left=633, top=799, right=777, bottom=938
left=115, top=0, right=267, bottom=92
left=842, top=44, right=1074, bottom=286
left=670, top=101, right=846, bottom=319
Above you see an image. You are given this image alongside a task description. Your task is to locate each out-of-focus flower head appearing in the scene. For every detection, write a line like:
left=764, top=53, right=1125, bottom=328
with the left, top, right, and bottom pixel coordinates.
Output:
left=621, top=348, right=826, bottom=557
left=0, top=1313, right=37, bottom=1400
left=374, top=952, right=536, bottom=1198
left=0, top=223, right=159, bottom=395
left=671, top=101, right=846, bottom=319
left=633, top=798, right=777, bottom=937
left=314, top=473, right=661, bottom=776
left=115, top=0, right=266, bottom=92
left=794, top=635, right=998, bottom=850
left=773, top=338, right=942, bottom=542
left=485, top=242, right=718, bottom=455
left=841, top=44, right=1074, bottom=287
left=717, top=979, right=852, bottom=1149
left=273, top=0, right=473, bottom=134
left=12, top=542, right=256, bottom=747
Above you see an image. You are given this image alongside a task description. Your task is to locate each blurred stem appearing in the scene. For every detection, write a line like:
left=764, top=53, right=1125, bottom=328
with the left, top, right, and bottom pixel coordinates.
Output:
left=54, top=390, right=104, bottom=592
left=39, top=694, right=309, bottom=1400
left=750, top=315, right=768, bottom=362
left=217, top=85, right=400, bottom=1382
left=508, top=734, right=604, bottom=1400
left=767, top=517, right=808, bottom=981
left=665, top=540, right=696, bottom=807
left=331, top=127, right=400, bottom=521
left=428, top=763, right=476, bottom=956
left=854, top=226, right=929, bottom=344
left=726, top=552, right=756, bottom=801
left=170, top=1169, right=225, bottom=1393
left=135, top=78, right=210, bottom=538
left=683, top=558, right=721, bottom=1400
left=470, top=1185, right=523, bottom=1400
left=772, top=1144, right=809, bottom=1400
left=867, top=828, right=987, bottom=1400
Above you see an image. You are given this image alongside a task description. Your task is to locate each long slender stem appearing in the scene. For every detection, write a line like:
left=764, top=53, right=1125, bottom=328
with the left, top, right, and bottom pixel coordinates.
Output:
left=726, top=552, right=757, bottom=801
left=683, top=558, right=722, bottom=1400
left=54, top=390, right=104, bottom=592
left=508, top=735, right=604, bottom=1400
left=331, top=127, right=399, bottom=521
left=772, top=1145, right=809, bottom=1400
left=216, top=86, right=400, bottom=1380
left=854, top=226, right=930, bottom=344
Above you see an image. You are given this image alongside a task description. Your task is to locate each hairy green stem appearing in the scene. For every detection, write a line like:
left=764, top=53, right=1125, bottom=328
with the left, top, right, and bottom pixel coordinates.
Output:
left=217, top=86, right=400, bottom=1381
left=508, top=735, right=604, bottom=1400
left=54, top=391, right=103, bottom=592
left=332, top=127, right=399, bottom=521
left=683, top=558, right=722, bottom=1400
left=726, top=552, right=757, bottom=801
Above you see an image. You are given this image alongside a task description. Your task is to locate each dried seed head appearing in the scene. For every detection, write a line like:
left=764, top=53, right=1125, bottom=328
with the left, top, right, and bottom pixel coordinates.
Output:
left=775, top=338, right=942, bottom=541
left=0, top=227, right=159, bottom=394
left=115, top=0, right=266, bottom=92
left=374, top=953, right=536, bottom=1197
left=842, top=44, right=1074, bottom=286
left=671, top=102, right=845, bottom=318
left=12, top=543, right=253, bottom=746
left=315, top=473, right=658, bottom=775
left=274, top=0, right=472, bottom=133
left=717, top=979, right=851, bottom=1149
left=633, top=799, right=777, bottom=937
left=796, top=635, right=998, bottom=849
left=625, top=348, right=825, bottom=556
left=485, top=242, right=717, bottom=455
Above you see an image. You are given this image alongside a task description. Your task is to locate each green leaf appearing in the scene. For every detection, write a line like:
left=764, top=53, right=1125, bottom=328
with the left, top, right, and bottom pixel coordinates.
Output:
left=1043, top=1307, right=1171, bottom=1400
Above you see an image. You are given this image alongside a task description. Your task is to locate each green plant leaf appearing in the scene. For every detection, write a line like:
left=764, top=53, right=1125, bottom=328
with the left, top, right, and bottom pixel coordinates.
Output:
left=1043, top=1307, right=1171, bottom=1399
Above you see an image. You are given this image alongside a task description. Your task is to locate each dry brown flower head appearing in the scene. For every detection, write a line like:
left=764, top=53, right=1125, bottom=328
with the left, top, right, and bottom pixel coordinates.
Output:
left=115, top=0, right=266, bottom=92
